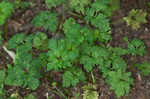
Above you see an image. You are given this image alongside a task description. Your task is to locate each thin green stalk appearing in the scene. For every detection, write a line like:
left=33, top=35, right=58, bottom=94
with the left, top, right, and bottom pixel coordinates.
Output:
left=68, top=11, right=83, bottom=19
left=91, top=71, right=96, bottom=84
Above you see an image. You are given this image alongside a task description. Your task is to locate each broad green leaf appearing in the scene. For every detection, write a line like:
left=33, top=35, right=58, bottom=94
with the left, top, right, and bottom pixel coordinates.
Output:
left=8, top=33, right=25, bottom=49
left=32, top=11, right=58, bottom=32
left=105, top=70, right=133, bottom=98
left=125, top=37, right=146, bottom=56
left=62, top=68, right=85, bottom=88
left=33, top=32, right=48, bottom=50
left=0, top=1, right=14, bottom=25
left=136, top=62, right=150, bottom=76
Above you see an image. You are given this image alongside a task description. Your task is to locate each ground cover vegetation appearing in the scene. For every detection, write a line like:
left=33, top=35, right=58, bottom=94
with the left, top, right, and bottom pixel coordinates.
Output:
left=0, top=0, right=150, bottom=99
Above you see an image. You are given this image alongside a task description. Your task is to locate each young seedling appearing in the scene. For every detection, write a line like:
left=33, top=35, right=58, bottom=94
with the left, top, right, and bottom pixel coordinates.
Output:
left=123, top=9, right=147, bottom=30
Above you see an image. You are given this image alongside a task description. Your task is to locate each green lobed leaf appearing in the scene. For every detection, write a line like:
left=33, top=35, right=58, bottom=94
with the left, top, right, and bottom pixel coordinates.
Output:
left=123, top=9, right=147, bottom=30
left=0, top=1, right=14, bottom=25
left=136, top=62, right=150, bottom=76
left=5, top=65, right=25, bottom=86
left=105, top=70, right=133, bottom=98
left=124, top=37, right=146, bottom=56
left=69, top=0, right=90, bottom=14
left=63, top=18, right=84, bottom=46
left=47, top=39, right=79, bottom=71
left=32, top=11, right=58, bottom=32
left=33, top=32, right=48, bottom=50
left=8, top=33, right=25, bottom=49
left=62, top=67, right=85, bottom=88
left=27, top=77, right=40, bottom=90
left=91, top=13, right=111, bottom=33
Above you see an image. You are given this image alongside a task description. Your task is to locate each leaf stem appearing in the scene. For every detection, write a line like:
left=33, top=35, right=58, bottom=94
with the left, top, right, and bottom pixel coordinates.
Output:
left=91, top=71, right=96, bottom=84
left=68, top=11, right=83, bottom=19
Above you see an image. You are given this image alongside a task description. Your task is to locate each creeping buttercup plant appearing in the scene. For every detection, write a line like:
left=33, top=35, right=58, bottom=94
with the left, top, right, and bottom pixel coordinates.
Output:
left=124, top=37, right=146, bottom=56
left=0, top=1, right=14, bottom=25
left=136, top=62, right=150, bottom=76
left=33, top=32, right=48, bottom=50
left=0, top=0, right=149, bottom=99
left=6, top=34, right=42, bottom=90
left=32, top=11, right=58, bottom=32
left=123, top=9, right=147, bottom=30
